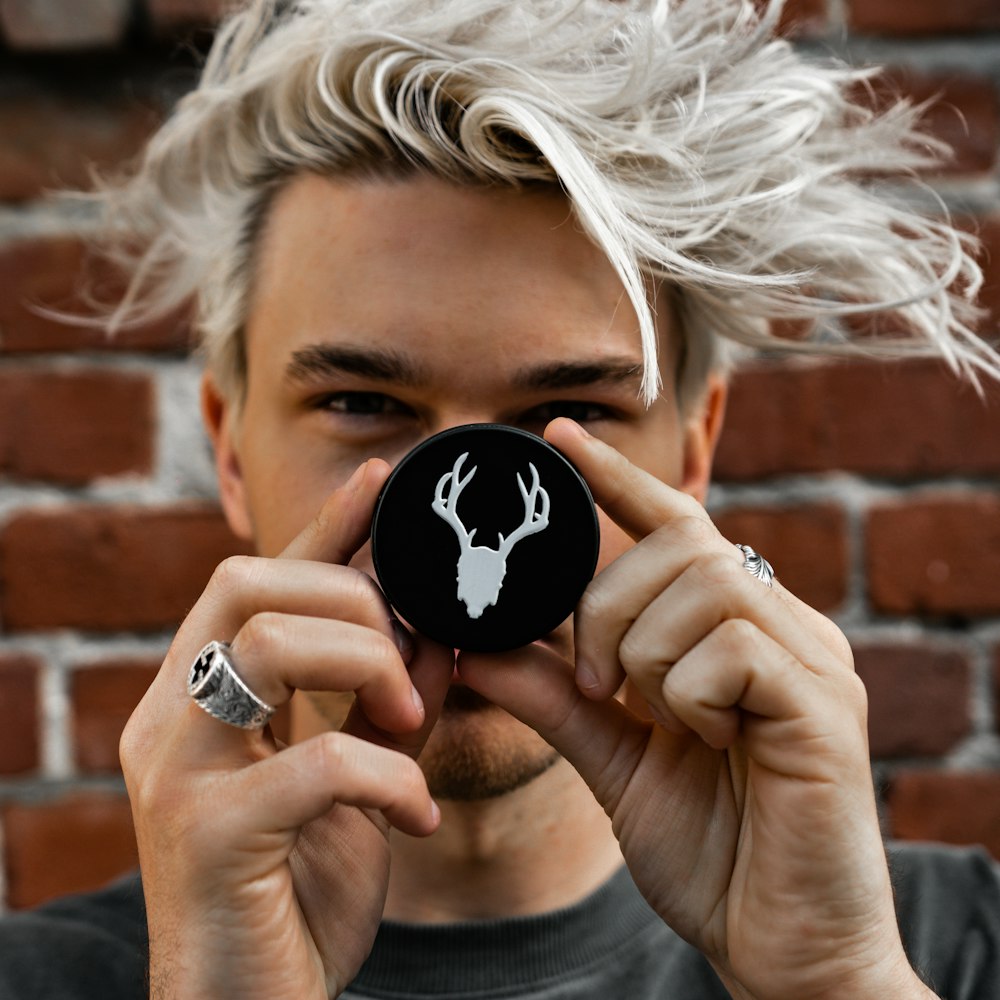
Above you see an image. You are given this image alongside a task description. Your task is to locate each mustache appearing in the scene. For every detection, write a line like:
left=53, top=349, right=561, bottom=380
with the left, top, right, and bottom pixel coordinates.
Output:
left=441, top=684, right=497, bottom=713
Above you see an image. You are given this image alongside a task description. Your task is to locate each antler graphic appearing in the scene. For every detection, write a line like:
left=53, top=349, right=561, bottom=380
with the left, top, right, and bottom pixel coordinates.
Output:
left=497, top=462, right=550, bottom=557
left=432, top=452, right=478, bottom=546
left=430, top=454, right=551, bottom=620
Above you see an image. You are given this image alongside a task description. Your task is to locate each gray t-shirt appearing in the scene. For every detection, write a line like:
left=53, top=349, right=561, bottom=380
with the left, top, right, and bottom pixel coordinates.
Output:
left=0, top=842, right=997, bottom=999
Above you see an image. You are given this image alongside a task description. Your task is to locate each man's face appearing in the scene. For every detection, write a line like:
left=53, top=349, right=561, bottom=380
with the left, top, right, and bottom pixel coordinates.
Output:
left=209, top=172, right=718, bottom=798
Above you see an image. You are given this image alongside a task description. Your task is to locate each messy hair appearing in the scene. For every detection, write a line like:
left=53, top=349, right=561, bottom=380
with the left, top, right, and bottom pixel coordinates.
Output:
left=80, top=0, right=996, bottom=409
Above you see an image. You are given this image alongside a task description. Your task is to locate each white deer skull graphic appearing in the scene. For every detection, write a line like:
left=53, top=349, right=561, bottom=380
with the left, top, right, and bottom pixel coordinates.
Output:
left=431, top=452, right=551, bottom=619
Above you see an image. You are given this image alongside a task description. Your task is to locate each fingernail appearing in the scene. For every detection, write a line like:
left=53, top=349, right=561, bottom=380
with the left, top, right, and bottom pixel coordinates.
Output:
left=391, top=617, right=414, bottom=663
left=410, top=683, right=425, bottom=719
left=345, top=460, right=369, bottom=495
left=648, top=704, right=670, bottom=729
left=576, top=661, right=600, bottom=692
left=430, top=800, right=441, bottom=825
left=564, top=418, right=591, bottom=440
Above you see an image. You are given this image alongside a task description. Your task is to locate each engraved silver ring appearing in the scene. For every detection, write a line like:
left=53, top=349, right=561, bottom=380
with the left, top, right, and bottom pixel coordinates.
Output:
left=734, top=543, right=775, bottom=588
left=187, top=640, right=276, bottom=730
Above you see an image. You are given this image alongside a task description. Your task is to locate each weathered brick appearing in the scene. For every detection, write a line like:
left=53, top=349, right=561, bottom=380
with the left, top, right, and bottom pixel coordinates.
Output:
left=888, top=771, right=1000, bottom=860
left=994, top=647, right=1000, bottom=738
left=71, top=661, right=160, bottom=773
left=847, top=0, right=1000, bottom=36
left=854, top=644, right=971, bottom=758
left=0, top=237, right=193, bottom=354
left=780, top=0, right=828, bottom=36
left=2, top=792, right=137, bottom=909
left=0, top=653, right=40, bottom=775
left=0, top=368, right=154, bottom=484
left=147, top=0, right=229, bottom=30
left=0, top=505, right=254, bottom=632
left=752, top=0, right=828, bottom=37
left=972, top=214, right=1000, bottom=333
left=710, top=504, right=848, bottom=612
left=857, top=69, right=1000, bottom=177
left=0, top=0, right=130, bottom=49
left=715, top=358, right=1000, bottom=481
left=0, top=94, right=159, bottom=202
left=866, top=495, right=1000, bottom=617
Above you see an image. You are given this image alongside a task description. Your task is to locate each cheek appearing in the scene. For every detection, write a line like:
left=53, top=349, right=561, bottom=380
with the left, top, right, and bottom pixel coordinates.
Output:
left=242, top=448, right=345, bottom=556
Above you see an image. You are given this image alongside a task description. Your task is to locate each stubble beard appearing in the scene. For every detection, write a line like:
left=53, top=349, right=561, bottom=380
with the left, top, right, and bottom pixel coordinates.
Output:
left=418, top=685, right=561, bottom=801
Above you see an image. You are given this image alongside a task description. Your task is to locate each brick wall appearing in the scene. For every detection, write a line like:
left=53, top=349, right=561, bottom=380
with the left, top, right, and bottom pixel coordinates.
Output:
left=0, top=0, right=998, bottom=912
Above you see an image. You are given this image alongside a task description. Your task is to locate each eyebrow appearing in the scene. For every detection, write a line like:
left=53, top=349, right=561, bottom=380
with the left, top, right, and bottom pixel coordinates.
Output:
left=285, top=344, right=427, bottom=387
left=511, top=358, right=644, bottom=391
left=285, top=343, right=643, bottom=392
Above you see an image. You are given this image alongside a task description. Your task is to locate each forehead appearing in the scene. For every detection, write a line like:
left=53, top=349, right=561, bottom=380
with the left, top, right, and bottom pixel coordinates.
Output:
left=246, top=172, right=658, bottom=373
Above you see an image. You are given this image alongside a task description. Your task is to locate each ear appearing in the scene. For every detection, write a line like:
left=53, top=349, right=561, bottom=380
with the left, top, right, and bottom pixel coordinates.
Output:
left=201, top=371, right=254, bottom=541
left=679, top=373, right=727, bottom=504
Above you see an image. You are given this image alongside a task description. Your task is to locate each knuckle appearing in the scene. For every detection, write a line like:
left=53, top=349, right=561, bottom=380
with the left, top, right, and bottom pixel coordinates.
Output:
left=313, top=730, right=348, bottom=775
left=344, top=567, right=388, bottom=617
left=618, top=628, right=652, bottom=672
left=118, top=717, right=142, bottom=784
left=716, top=617, right=760, bottom=652
left=237, top=611, right=288, bottom=657
left=839, top=669, right=869, bottom=717
left=672, top=513, right=718, bottom=549
left=693, top=549, right=745, bottom=587
left=825, top=621, right=854, bottom=667
left=357, top=629, right=401, bottom=678
left=125, top=754, right=175, bottom=817
left=392, top=754, right=427, bottom=800
left=210, top=554, right=261, bottom=597
left=576, top=578, right=614, bottom=628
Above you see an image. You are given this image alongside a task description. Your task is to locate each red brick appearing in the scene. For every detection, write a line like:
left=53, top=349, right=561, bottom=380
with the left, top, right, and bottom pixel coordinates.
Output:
left=0, top=0, right=130, bottom=49
left=2, top=792, right=137, bottom=909
left=147, top=0, right=229, bottom=30
left=847, top=0, right=1000, bottom=36
left=0, top=237, right=193, bottom=354
left=866, top=494, right=1000, bottom=617
left=0, top=654, right=40, bottom=775
left=888, top=771, right=1000, bottom=860
left=0, top=368, right=154, bottom=485
left=752, top=0, right=829, bottom=37
left=781, top=0, right=828, bottom=36
left=995, top=648, right=1000, bottom=738
left=854, top=644, right=971, bottom=758
left=71, top=660, right=292, bottom=772
left=0, top=94, right=159, bottom=202
left=71, top=661, right=160, bottom=773
left=856, top=69, right=1000, bottom=177
left=0, top=505, right=254, bottom=632
left=710, top=504, right=848, bottom=612
left=972, top=215, right=1000, bottom=335
left=715, top=358, right=1000, bottom=481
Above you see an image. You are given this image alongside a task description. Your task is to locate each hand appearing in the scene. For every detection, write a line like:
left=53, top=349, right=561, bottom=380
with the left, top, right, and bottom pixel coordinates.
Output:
left=458, top=419, right=932, bottom=1000
left=120, top=460, right=453, bottom=1000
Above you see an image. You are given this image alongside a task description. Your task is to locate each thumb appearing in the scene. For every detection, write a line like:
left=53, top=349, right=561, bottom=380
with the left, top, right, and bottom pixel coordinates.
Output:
left=457, top=645, right=645, bottom=810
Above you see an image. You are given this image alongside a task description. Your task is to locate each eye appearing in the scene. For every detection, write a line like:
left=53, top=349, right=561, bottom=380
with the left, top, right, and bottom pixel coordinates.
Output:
left=522, top=400, right=614, bottom=425
left=317, top=392, right=413, bottom=417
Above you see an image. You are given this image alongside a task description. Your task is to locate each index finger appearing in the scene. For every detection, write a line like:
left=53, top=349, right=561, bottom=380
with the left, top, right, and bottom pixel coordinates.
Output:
left=543, top=418, right=706, bottom=541
left=280, top=458, right=392, bottom=563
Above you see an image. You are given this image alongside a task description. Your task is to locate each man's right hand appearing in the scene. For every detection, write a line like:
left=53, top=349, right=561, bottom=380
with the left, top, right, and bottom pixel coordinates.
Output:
left=120, top=459, right=453, bottom=999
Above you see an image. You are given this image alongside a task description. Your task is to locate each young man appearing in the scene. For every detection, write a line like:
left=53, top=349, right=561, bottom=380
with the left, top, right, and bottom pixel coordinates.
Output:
left=3, top=1, right=999, bottom=998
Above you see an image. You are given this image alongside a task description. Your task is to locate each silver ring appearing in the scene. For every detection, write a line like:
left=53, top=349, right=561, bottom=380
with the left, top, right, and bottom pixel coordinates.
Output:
left=735, top=543, right=775, bottom=588
left=187, top=640, right=276, bottom=730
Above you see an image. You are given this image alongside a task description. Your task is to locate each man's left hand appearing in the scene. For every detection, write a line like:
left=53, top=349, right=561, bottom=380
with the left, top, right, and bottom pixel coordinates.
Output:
left=458, top=417, right=934, bottom=1000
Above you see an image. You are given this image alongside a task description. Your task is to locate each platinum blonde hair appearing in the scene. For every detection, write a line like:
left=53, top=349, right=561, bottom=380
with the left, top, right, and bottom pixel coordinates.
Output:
left=81, top=0, right=997, bottom=409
